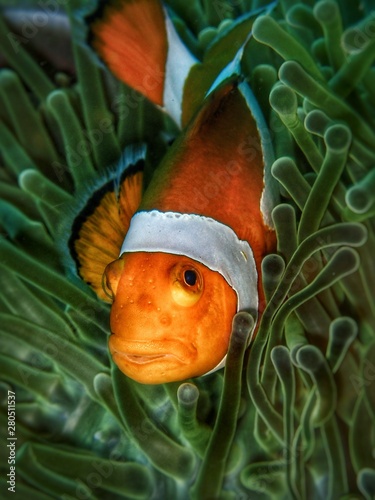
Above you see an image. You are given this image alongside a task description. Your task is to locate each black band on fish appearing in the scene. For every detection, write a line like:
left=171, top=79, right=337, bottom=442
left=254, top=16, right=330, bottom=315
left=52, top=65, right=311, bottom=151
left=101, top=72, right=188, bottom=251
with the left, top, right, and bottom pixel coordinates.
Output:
left=120, top=209, right=258, bottom=373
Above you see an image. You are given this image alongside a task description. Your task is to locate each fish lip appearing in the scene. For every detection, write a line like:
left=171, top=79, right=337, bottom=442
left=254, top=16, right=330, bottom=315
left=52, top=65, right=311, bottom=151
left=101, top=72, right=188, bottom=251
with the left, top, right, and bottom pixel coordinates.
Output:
left=109, top=336, right=196, bottom=364
left=113, top=352, right=180, bottom=365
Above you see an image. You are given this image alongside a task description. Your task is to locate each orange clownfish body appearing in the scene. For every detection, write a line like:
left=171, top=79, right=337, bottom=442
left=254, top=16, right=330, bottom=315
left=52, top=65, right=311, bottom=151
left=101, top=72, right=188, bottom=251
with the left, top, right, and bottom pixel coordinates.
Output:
left=70, top=0, right=278, bottom=384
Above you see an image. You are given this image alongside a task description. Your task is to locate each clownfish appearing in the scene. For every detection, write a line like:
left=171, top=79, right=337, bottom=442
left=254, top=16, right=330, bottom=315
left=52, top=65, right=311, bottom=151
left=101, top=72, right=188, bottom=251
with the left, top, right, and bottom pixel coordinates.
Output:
left=69, top=0, right=278, bottom=384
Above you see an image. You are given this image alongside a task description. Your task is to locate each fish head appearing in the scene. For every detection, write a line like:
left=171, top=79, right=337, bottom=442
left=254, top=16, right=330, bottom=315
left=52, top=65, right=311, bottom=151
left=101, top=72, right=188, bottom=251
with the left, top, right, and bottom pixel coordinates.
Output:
left=103, top=251, right=237, bottom=384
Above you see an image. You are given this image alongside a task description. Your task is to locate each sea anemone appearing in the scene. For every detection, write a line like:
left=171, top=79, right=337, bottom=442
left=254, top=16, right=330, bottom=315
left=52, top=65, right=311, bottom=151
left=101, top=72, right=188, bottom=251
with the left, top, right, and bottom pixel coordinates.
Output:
left=0, top=0, right=374, bottom=498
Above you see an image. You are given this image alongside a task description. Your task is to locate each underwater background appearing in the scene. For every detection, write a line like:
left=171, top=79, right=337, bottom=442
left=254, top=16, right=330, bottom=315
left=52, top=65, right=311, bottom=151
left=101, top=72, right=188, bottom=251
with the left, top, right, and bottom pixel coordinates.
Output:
left=0, top=0, right=375, bottom=498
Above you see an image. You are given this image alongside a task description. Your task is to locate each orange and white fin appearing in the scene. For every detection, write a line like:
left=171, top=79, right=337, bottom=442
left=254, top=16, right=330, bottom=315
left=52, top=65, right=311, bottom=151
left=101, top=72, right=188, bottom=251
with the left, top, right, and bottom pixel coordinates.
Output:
left=88, top=0, right=196, bottom=126
left=68, top=145, right=145, bottom=301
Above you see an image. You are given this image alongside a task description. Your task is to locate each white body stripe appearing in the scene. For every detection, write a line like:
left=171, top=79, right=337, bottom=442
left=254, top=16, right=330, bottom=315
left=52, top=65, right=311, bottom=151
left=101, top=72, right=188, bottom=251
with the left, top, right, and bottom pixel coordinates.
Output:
left=163, top=11, right=197, bottom=127
left=120, top=210, right=258, bottom=374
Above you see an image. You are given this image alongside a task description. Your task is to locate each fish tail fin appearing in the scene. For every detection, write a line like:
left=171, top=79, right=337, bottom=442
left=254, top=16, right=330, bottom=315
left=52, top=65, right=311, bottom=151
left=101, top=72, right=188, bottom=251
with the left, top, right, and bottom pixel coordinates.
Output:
left=88, top=0, right=167, bottom=106
left=87, top=0, right=196, bottom=125
left=63, top=144, right=146, bottom=301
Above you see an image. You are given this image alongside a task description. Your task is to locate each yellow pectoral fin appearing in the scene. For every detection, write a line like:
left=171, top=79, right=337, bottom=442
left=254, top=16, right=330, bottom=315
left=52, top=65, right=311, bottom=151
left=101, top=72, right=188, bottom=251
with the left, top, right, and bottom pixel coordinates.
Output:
left=70, top=150, right=144, bottom=301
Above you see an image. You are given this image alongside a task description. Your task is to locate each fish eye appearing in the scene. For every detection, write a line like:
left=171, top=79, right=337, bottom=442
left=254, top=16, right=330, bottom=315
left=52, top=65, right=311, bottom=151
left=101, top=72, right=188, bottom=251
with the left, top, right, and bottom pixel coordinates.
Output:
left=170, top=264, right=203, bottom=307
left=102, top=273, right=114, bottom=301
left=102, top=258, right=125, bottom=301
left=184, top=269, right=197, bottom=287
left=179, top=265, right=202, bottom=292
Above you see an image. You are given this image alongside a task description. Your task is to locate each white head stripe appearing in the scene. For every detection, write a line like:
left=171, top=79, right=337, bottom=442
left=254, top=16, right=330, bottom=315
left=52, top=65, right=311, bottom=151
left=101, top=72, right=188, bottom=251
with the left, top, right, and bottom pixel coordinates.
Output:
left=120, top=210, right=258, bottom=374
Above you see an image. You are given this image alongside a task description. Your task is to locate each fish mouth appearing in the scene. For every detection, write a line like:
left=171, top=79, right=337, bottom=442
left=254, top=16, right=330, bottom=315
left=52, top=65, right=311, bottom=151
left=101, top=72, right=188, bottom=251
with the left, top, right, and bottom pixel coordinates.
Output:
left=109, top=336, right=196, bottom=366
left=115, top=352, right=176, bottom=365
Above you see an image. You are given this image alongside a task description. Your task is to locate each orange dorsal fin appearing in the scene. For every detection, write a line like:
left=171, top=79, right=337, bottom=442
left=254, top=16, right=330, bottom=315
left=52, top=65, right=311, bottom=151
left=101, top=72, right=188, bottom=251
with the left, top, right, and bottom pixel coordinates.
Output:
left=88, top=0, right=167, bottom=106
left=69, top=146, right=145, bottom=301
